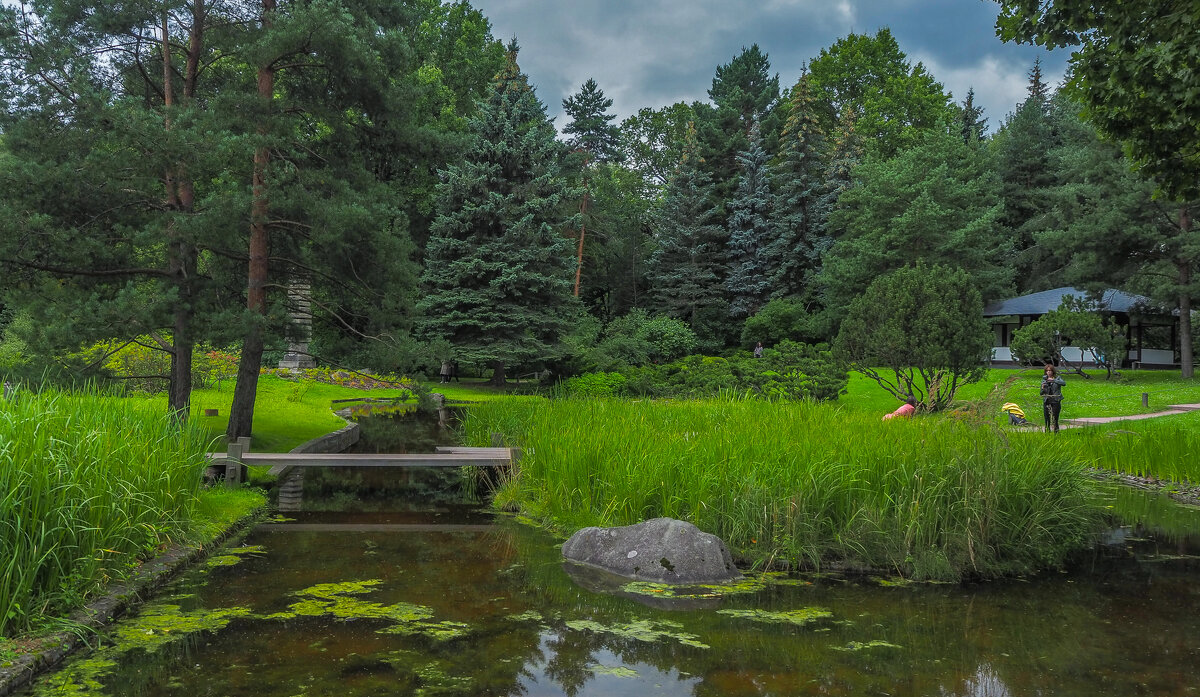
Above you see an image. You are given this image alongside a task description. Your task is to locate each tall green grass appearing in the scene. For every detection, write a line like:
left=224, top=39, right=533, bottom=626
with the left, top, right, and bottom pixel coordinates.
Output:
left=0, top=386, right=213, bottom=636
left=465, top=397, right=1100, bottom=581
left=1060, top=410, right=1200, bottom=483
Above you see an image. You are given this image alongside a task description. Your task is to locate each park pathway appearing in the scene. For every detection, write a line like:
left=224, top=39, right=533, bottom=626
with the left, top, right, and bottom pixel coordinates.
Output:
left=1062, top=402, right=1200, bottom=427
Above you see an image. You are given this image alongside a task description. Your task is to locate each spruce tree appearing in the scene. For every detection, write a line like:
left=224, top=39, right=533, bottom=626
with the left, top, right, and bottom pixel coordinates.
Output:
left=417, top=43, right=576, bottom=385
left=648, top=124, right=728, bottom=349
left=958, top=87, right=988, bottom=145
left=768, top=75, right=831, bottom=300
left=725, top=123, right=775, bottom=318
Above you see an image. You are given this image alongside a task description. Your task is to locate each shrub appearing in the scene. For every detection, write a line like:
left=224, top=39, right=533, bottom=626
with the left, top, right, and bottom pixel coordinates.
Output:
left=610, top=341, right=846, bottom=401
left=69, top=339, right=241, bottom=393
left=563, top=372, right=627, bottom=397
left=740, top=299, right=833, bottom=347
left=834, top=263, right=993, bottom=411
left=1009, top=296, right=1127, bottom=378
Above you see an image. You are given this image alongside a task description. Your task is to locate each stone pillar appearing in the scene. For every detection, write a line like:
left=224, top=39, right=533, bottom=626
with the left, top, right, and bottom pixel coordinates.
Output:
left=278, top=281, right=316, bottom=370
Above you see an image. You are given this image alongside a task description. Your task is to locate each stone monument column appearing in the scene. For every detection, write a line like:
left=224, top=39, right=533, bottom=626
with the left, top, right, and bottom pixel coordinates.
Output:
left=278, top=281, right=317, bottom=370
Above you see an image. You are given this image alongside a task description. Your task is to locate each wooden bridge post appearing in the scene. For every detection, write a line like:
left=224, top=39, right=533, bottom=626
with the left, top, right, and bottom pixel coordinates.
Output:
left=225, top=440, right=245, bottom=487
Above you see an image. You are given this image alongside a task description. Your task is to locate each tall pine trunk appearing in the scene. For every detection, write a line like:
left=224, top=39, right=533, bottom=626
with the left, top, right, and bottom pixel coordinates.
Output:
left=1180, top=207, right=1194, bottom=379
left=227, top=0, right=275, bottom=441
left=163, top=7, right=204, bottom=421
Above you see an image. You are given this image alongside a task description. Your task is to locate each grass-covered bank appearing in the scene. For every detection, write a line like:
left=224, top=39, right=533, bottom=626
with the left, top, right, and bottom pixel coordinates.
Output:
left=1060, top=410, right=1200, bottom=483
left=465, top=398, right=1100, bottom=581
left=0, top=387, right=265, bottom=639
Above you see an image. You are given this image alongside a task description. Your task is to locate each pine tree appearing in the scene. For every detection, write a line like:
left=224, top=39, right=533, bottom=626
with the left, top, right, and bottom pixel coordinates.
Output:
left=648, top=123, right=728, bottom=348
left=695, top=45, right=782, bottom=210
left=811, top=108, right=863, bottom=286
left=725, top=123, right=775, bottom=318
left=562, top=78, right=622, bottom=297
left=822, top=130, right=1010, bottom=313
left=417, top=42, right=577, bottom=385
left=1026, top=56, right=1050, bottom=111
left=768, top=75, right=830, bottom=300
left=562, top=78, right=623, bottom=163
left=995, top=61, right=1060, bottom=290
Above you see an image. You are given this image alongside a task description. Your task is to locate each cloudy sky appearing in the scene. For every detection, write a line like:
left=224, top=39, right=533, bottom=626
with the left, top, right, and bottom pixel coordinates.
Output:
left=471, top=0, right=1068, bottom=134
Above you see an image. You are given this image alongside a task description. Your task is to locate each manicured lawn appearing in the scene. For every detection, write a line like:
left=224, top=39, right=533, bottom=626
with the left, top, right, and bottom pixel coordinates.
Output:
left=839, top=368, right=1200, bottom=421
left=143, top=375, right=543, bottom=453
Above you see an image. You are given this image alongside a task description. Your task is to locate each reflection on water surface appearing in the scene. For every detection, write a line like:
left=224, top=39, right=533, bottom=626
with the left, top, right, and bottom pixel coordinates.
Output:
left=20, top=410, right=1200, bottom=697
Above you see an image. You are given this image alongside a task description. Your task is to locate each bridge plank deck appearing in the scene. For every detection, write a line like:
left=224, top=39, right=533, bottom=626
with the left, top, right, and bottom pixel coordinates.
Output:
left=208, top=446, right=513, bottom=470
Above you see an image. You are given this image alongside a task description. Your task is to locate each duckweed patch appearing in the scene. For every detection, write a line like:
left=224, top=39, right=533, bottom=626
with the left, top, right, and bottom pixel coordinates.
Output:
left=413, top=662, right=473, bottom=694
left=590, top=664, right=639, bottom=678
left=30, top=656, right=117, bottom=696
left=563, top=619, right=710, bottom=650
left=108, top=605, right=253, bottom=654
left=29, top=605, right=252, bottom=697
left=620, top=571, right=810, bottom=600
left=716, top=607, right=834, bottom=627
left=203, top=544, right=266, bottom=569
left=264, top=580, right=472, bottom=642
left=505, top=610, right=544, bottom=622
left=832, top=640, right=903, bottom=652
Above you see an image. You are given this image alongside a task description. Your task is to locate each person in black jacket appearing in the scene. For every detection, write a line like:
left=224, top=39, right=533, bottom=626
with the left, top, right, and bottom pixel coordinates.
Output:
left=1040, top=364, right=1066, bottom=433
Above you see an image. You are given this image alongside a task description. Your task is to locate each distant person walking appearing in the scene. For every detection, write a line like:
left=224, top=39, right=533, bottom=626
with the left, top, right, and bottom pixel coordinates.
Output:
left=1040, top=364, right=1066, bottom=433
left=439, top=360, right=452, bottom=384
left=753, top=342, right=764, bottom=359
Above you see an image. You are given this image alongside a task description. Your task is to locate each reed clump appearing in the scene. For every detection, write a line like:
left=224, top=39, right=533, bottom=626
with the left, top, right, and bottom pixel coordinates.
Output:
left=466, top=397, right=1099, bottom=581
left=0, top=386, right=212, bottom=636
left=1059, top=411, right=1200, bottom=484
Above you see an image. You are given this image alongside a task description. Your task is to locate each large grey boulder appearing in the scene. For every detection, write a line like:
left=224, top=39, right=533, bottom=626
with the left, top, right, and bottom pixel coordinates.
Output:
left=561, top=517, right=741, bottom=584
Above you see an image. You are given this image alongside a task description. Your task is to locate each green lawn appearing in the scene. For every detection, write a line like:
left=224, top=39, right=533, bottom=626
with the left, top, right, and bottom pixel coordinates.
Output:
left=145, top=374, right=541, bottom=453
left=136, top=368, right=1198, bottom=454
left=840, top=368, right=1200, bottom=421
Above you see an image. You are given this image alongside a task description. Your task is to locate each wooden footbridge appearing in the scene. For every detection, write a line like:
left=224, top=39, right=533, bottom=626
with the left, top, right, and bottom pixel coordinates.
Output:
left=209, top=439, right=518, bottom=487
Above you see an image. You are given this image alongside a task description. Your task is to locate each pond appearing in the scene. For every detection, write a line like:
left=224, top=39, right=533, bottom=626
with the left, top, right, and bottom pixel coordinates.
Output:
left=19, top=408, right=1200, bottom=697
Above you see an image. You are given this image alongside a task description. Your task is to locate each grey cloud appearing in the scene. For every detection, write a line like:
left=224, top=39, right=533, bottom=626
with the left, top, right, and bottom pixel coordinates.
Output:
left=472, top=0, right=1067, bottom=130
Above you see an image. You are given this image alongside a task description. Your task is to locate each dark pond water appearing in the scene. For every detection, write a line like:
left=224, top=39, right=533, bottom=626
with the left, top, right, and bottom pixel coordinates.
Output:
left=20, top=408, right=1200, bottom=697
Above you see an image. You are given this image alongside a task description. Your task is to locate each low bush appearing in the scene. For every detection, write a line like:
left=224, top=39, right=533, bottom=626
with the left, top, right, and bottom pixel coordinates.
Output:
left=72, top=339, right=240, bottom=392
left=561, top=372, right=627, bottom=397
left=567, top=340, right=847, bottom=402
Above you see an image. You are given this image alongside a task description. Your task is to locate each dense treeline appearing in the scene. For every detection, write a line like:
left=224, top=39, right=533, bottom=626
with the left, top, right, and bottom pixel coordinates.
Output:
left=0, top=4, right=1196, bottom=414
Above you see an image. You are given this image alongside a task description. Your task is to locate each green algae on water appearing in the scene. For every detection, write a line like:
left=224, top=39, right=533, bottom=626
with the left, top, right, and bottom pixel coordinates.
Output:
left=264, top=579, right=472, bottom=642
left=716, top=607, right=833, bottom=627
left=204, top=544, right=267, bottom=569
left=564, top=619, right=710, bottom=649
left=590, top=664, right=639, bottom=678
left=620, top=571, right=810, bottom=599
left=30, top=605, right=252, bottom=697
left=832, top=639, right=902, bottom=651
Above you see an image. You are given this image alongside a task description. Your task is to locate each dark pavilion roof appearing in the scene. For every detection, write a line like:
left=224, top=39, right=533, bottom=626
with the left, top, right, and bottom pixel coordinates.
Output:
left=982, top=287, right=1164, bottom=317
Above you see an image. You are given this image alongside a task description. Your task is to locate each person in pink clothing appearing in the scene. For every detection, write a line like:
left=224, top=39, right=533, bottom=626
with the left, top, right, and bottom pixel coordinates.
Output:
left=882, top=398, right=917, bottom=421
